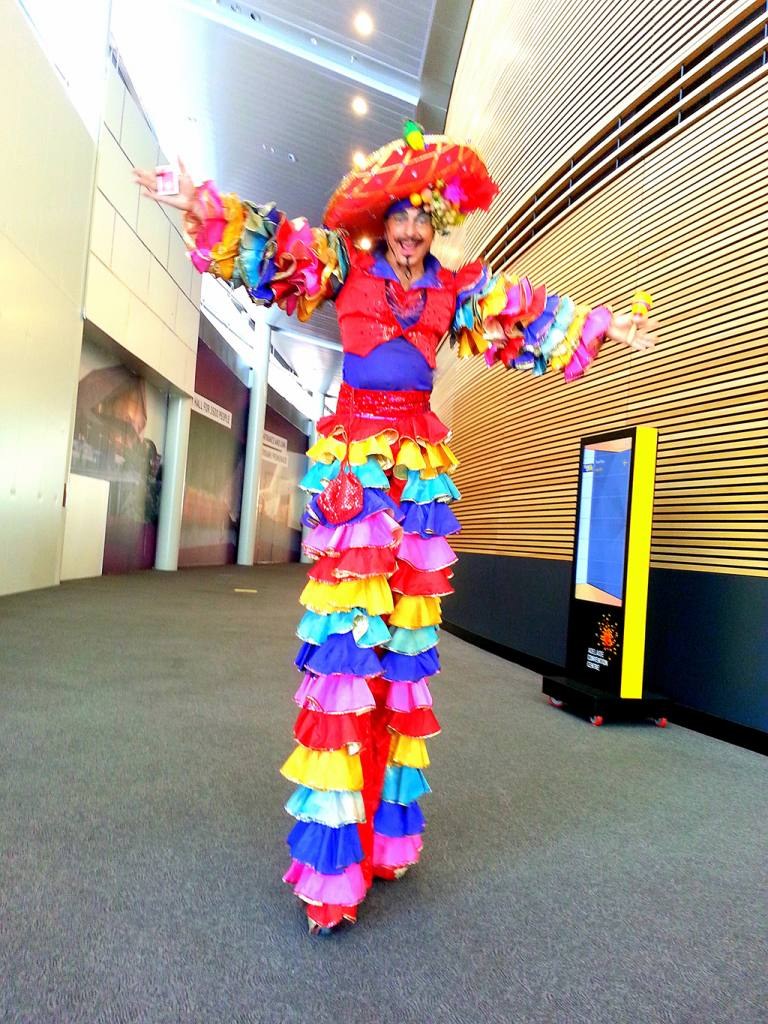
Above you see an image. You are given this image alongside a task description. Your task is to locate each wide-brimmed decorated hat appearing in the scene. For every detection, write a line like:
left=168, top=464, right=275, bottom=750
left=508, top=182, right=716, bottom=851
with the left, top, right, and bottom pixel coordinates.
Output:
left=324, top=121, right=499, bottom=238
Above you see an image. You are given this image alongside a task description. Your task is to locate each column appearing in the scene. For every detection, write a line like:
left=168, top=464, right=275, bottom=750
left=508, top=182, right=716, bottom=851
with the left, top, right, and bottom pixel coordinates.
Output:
left=237, top=313, right=271, bottom=565
left=155, top=392, right=192, bottom=571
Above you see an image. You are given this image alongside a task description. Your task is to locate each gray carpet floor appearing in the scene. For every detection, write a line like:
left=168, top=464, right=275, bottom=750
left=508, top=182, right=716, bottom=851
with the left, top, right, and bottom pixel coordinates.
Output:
left=1, top=564, right=766, bottom=1024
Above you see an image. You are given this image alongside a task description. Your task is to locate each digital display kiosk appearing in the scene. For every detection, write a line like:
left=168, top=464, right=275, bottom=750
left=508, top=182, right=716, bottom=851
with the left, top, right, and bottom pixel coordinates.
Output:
left=543, top=426, right=668, bottom=725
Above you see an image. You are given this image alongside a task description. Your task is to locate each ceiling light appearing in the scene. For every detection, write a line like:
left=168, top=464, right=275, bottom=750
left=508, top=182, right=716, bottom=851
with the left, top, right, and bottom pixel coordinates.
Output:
left=351, top=95, right=368, bottom=116
left=358, top=236, right=372, bottom=250
left=352, top=150, right=367, bottom=169
left=353, top=11, right=374, bottom=36
left=309, top=36, right=318, bottom=45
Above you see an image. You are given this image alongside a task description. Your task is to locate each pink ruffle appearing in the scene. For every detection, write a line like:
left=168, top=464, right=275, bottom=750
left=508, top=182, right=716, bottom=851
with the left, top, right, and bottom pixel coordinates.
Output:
left=385, top=679, right=433, bottom=712
left=304, top=511, right=402, bottom=557
left=283, top=859, right=367, bottom=906
left=372, top=833, right=424, bottom=869
left=563, top=341, right=595, bottom=382
left=186, top=181, right=226, bottom=272
left=397, top=533, right=458, bottom=572
left=294, top=673, right=376, bottom=714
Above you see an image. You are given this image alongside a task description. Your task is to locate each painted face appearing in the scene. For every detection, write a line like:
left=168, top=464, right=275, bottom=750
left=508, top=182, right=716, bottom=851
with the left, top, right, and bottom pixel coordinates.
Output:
left=384, top=205, right=435, bottom=269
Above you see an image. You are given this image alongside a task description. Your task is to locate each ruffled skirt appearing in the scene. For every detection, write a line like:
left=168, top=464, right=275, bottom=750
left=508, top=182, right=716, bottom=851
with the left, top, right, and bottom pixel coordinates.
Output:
left=280, top=383, right=459, bottom=929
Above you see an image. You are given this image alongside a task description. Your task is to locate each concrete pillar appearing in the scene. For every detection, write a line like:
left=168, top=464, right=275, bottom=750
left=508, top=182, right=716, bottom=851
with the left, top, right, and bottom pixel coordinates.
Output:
left=155, top=392, right=192, bottom=571
left=237, top=314, right=271, bottom=565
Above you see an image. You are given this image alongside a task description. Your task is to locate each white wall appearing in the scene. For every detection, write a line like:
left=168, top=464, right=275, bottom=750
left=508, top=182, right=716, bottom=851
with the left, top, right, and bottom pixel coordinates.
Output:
left=0, top=0, right=202, bottom=597
left=85, top=62, right=202, bottom=394
left=0, top=0, right=98, bottom=596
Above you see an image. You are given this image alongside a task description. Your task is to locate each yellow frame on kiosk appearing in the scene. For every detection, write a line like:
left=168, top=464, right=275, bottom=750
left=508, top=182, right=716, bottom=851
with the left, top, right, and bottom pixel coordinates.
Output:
left=567, top=426, right=658, bottom=699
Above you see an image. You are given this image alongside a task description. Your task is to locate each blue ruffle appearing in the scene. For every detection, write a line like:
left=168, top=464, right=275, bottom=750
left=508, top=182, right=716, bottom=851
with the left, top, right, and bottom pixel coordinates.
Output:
left=382, top=765, right=431, bottom=805
left=401, top=471, right=460, bottom=505
left=297, top=609, right=390, bottom=648
left=286, top=820, right=363, bottom=875
left=301, top=456, right=390, bottom=494
left=303, top=487, right=401, bottom=529
left=523, top=293, right=560, bottom=351
left=400, top=501, right=461, bottom=538
left=386, top=626, right=439, bottom=654
left=381, top=647, right=440, bottom=681
left=374, top=799, right=426, bottom=838
left=285, top=787, right=363, bottom=826
left=452, top=266, right=491, bottom=329
left=296, top=632, right=382, bottom=676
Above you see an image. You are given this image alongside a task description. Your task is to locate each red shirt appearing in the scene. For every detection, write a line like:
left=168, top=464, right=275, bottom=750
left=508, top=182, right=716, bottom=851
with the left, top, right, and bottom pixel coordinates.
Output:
left=335, top=248, right=485, bottom=370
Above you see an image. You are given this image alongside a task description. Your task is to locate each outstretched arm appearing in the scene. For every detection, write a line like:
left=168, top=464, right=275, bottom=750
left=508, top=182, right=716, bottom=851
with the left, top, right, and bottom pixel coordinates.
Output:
left=451, top=263, right=657, bottom=381
left=133, top=163, right=350, bottom=321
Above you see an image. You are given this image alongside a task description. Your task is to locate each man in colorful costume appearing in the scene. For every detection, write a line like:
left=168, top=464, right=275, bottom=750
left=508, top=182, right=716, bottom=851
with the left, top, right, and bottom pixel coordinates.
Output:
left=134, top=124, right=655, bottom=934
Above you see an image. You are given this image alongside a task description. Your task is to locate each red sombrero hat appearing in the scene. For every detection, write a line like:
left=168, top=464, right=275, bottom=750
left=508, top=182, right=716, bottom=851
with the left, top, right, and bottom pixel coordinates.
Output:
left=324, top=122, right=499, bottom=238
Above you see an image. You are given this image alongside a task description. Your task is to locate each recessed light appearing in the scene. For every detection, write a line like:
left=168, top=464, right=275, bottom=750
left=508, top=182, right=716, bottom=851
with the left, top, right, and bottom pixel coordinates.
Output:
left=358, top=236, right=372, bottom=250
left=309, top=36, right=318, bottom=45
left=288, top=152, right=297, bottom=163
left=351, top=95, right=368, bottom=116
left=353, top=150, right=367, bottom=169
left=353, top=11, right=374, bottom=36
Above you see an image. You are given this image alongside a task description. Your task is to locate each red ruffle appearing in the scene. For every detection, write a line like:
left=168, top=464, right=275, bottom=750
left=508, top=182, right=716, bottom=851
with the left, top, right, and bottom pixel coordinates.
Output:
left=306, top=902, right=358, bottom=928
left=388, top=707, right=441, bottom=739
left=330, top=547, right=397, bottom=579
left=317, top=385, right=449, bottom=445
left=389, top=563, right=455, bottom=597
left=293, top=708, right=370, bottom=750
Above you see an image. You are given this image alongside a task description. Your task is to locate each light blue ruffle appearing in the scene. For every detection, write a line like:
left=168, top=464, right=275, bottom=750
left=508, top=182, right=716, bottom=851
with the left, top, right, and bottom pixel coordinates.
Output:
left=386, top=625, right=439, bottom=654
left=300, top=456, right=389, bottom=493
left=401, top=470, right=460, bottom=504
left=382, top=765, right=432, bottom=805
left=296, top=608, right=390, bottom=648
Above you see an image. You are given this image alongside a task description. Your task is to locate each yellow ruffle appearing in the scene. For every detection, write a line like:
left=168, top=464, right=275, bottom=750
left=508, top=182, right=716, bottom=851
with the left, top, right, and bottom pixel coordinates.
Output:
left=389, top=595, right=442, bottom=629
left=300, top=576, right=394, bottom=616
left=395, top=440, right=458, bottom=478
left=389, top=734, right=430, bottom=769
left=307, top=433, right=394, bottom=468
left=479, top=275, right=509, bottom=318
left=457, top=326, right=492, bottom=359
left=551, top=304, right=589, bottom=370
left=208, top=195, right=247, bottom=281
left=281, top=744, right=363, bottom=792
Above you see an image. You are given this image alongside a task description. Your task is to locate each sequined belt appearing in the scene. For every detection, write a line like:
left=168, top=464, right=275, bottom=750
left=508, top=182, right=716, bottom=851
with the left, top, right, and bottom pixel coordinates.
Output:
left=336, top=382, right=431, bottom=418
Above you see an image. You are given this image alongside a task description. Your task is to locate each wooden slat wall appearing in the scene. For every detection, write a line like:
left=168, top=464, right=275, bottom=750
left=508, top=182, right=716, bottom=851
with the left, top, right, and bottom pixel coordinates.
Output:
left=438, top=0, right=751, bottom=267
left=433, top=3, right=768, bottom=578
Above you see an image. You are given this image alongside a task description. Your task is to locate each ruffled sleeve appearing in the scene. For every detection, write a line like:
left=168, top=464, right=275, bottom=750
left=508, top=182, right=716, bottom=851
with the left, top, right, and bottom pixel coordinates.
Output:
left=183, top=181, right=351, bottom=322
left=450, top=262, right=612, bottom=382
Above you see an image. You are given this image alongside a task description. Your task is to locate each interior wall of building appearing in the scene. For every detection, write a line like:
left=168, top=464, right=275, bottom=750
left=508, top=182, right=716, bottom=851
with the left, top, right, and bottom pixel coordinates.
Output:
left=0, top=0, right=99, bottom=596
left=0, top=1, right=204, bottom=596
left=434, top=0, right=768, bottom=732
left=85, top=60, right=202, bottom=395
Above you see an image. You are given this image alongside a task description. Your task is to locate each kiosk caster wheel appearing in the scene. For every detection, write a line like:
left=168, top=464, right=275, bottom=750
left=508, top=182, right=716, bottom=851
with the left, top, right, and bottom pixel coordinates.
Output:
left=548, top=696, right=565, bottom=708
left=653, top=717, right=668, bottom=728
left=589, top=715, right=604, bottom=727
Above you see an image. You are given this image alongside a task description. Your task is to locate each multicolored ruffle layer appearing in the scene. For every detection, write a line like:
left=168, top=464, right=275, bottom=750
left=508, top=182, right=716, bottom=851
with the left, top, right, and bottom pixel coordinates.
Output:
left=451, top=268, right=612, bottom=380
left=183, top=182, right=350, bottom=321
left=280, top=384, right=456, bottom=928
